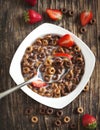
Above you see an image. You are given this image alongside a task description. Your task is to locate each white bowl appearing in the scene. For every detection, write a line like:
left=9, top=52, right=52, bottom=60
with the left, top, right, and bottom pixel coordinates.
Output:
left=9, top=23, right=95, bottom=109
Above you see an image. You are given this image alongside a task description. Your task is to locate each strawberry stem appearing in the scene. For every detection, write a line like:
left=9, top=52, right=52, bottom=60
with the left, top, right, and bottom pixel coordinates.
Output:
left=24, top=11, right=30, bottom=23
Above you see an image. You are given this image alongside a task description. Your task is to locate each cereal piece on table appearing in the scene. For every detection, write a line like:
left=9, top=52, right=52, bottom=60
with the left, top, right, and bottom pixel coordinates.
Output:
left=70, top=123, right=76, bottom=129
left=56, top=110, right=63, bottom=117
left=39, top=107, right=46, bottom=114
left=46, top=108, right=54, bottom=115
left=67, top=10, right=74, bottom=17
left=64, top=116, right=71, bottom=123
left=60, top=8, right=67, bottom=14
left=77, top=107, right=84, bottom=114
left=31, top=116, right=38, bottom=123
left=83, top=84, right=89, bottom=92
left=25, top=107, right=33, bottom=115
left=54, top=119, right=62, bottom=127
left=80, top=27, right=87, bottom=34
left=90, top=18, right=96, bottom=25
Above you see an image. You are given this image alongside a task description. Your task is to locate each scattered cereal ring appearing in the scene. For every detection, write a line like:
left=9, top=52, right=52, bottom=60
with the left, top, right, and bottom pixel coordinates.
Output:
left=64, top=116, right=71, bottom=123
left=25, top=107, right=33, bottom=115
left=90, top=18, right=96, bottom=25
left=39, top=107, right=46, bottom=114
left=56, top=110, right=63, bottom=117
left=70, top=123, right=76, bottom=129
left=31, top=116, right=38, bottom=123
left=46, top=108, right=53, bottom=115
left=68, top=10, right=74, bottom=16
left=60, top=8, right=67, bottom=14
left=54, top=119, right=62, bottom=127
left=80, top=27, right=87, bottom=34
left=77, top=107, right=84, bottom=114
left=83, top=85, right=89, bottom=92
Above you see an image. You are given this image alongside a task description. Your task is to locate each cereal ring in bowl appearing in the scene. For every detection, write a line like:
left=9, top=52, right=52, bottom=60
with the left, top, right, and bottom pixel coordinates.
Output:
left=9, top=23, right=95, bottom=109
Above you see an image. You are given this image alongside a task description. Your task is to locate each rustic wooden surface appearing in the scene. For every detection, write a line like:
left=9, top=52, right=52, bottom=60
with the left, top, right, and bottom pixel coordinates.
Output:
left=0, top=0, right=100, bottom=130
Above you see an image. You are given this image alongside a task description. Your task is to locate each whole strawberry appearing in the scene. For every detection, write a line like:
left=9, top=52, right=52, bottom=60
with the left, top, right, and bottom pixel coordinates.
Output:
left=24, top=9, right=42, bottom=24
left=82, top=114, right=97, bottom=129
left=25, top=0, right=37, bottom=6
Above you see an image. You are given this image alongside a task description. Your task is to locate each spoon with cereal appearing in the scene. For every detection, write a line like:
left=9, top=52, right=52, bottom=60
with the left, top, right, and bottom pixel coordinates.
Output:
left=0, top=60, right=70, bottom=99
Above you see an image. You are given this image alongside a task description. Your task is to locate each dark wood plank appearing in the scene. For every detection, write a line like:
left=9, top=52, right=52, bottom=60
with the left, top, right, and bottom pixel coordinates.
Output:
left=0, top=0, right=100, bottom=130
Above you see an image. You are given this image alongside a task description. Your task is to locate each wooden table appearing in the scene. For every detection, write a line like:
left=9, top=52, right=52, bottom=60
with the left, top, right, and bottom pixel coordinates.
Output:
left=0, top=0, right=100, bottom=130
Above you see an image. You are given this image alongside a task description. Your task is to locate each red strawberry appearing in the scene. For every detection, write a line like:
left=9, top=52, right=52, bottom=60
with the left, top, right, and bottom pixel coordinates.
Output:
left=82, top=114, right=97, bottom=129
left=80, top=11, right=93, bottom=26
left=58, top=34, right=74, bottom=47
left=24, top=9, right=42, bottom=24
left=46, top=9, right=63, bottom=21
left=31, top=80, right=47, bottom=88
left=25, top=0, right=37, bottom=6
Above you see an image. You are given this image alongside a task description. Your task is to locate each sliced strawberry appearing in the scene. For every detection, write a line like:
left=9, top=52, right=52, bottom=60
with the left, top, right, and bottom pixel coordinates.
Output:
left=31, top=80, right=47, bottom=88
left=82, top=114, right=97, bottom=129
left=58, top=34, right=74, bottom=47
left=24, top=9, right=42, bottom=24
left=46, top=9, right=63, bottom=21
left=25, top=0, right=37, bottom=6
left=54, top=53, right=72, bottom=59
left=80, top=11, right=93, bottom=26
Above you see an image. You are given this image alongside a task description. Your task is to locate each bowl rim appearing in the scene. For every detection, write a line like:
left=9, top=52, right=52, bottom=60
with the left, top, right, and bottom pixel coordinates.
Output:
left=9, top=23, right=95, bottom=109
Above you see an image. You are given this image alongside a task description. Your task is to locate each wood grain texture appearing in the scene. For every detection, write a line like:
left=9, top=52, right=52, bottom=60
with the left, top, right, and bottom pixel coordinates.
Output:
left=0, top=0, right=100, bottom=130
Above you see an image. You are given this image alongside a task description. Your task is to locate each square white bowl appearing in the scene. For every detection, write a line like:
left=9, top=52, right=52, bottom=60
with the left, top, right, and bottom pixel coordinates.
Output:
left=9, top=23, right=95, bottom=109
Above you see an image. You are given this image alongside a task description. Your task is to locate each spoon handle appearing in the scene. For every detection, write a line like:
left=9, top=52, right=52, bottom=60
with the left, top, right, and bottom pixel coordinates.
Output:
left=0, top=76, right=37, bottom=99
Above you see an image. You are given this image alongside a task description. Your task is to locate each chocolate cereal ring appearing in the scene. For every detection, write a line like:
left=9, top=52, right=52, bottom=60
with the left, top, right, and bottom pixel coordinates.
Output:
left=80, top=27, right=87, bottom=34
left=46, top=108, right=53, bottom=115
left=70, top=123, right=76, bottom=129
left=54, top=119, right=62, bottom=127
left=56, top=110, right=63, bottom=117
left=25, top=107, right=33, bottom=115
left=68, top=10, right=74, bottom=16
left=90, top=18, right=96, bottom=25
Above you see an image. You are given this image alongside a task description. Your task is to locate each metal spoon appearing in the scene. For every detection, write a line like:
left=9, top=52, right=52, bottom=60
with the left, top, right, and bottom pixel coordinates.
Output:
left=0, top=65, right=69, bottom=99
